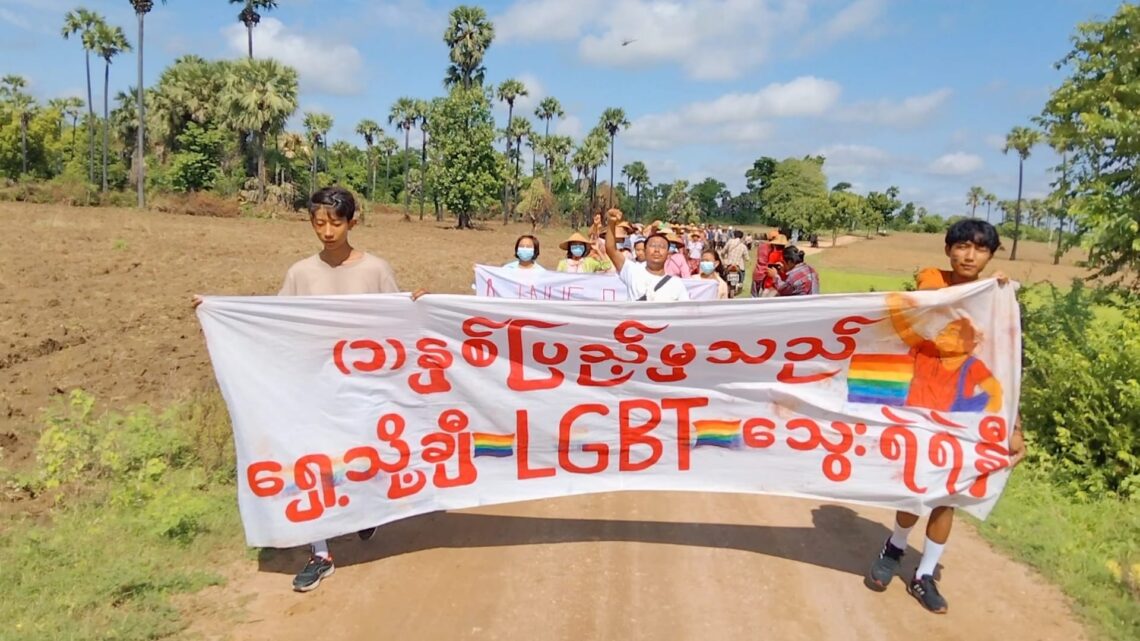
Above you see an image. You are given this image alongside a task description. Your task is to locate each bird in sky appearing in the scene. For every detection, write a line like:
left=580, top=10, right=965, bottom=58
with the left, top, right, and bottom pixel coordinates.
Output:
left=621, top=38, right=637, bottom=46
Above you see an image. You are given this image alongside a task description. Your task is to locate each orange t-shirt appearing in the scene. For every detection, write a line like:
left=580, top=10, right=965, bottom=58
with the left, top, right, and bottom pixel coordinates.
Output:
left=905, top=341, right=993, bottom=411
left=915, top=267, right=969, bottom=291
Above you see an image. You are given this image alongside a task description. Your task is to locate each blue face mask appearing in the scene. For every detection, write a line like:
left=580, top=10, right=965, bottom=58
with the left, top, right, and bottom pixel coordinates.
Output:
left=570, top=244, right=586, bottom=258
left=699, top=261, right=716, bottom=275
left=516, top=247, right=535, bottom=262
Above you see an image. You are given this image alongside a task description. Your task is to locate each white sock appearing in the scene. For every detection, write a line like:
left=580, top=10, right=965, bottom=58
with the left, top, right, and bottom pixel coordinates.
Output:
left=916, top=537, right=945, bottom=578
left=889, top=523, right=912, bottom=551
left=311, top=539, right=330, bottom=560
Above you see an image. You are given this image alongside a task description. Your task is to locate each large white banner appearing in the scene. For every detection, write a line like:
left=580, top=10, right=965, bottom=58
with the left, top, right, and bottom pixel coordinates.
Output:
left=474, top=264, right=720, bottom=301
left=197, top=280, right=1021, bottom=548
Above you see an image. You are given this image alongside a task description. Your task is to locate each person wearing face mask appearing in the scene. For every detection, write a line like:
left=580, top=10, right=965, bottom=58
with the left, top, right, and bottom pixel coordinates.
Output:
left=692, top=248, right=729, bottom=299
left=557, top=232, right=604, bottom=273
left=503, top=235, right=545, bottom=270
left=664, top=232, right=692, bottom=278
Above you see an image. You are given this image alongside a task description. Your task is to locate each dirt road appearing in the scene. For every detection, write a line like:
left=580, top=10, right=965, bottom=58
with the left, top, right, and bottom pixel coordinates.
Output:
left=195, top=491, right=1087, bottom=641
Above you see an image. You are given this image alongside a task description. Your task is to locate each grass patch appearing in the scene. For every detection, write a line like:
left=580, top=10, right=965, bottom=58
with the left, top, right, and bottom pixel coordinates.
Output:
left=813, top=267, right=909, bottom=294
left=976, top=470, right=1140, bottom=641
left=1, top=391, right=243, bottom=641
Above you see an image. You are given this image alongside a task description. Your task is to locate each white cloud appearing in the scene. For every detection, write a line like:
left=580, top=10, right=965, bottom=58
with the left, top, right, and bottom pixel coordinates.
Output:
left=554, top=114, right=583, bottom=138
left=497, top=0, right=601, bottom=42
left=626, top=76, right=841, bottom=150
left=929, top=152, right=984, bottom=176
left=836, top=88, right=952, bottom=127
left=369, top=0, right=447, bottom=35
left=497, top=0, right=882, bottom=81
left=223, top=18, right=364, bottom=96
left=798, top=0, right=886, bottom=52
left=984, top=133, right=1007, bottom=151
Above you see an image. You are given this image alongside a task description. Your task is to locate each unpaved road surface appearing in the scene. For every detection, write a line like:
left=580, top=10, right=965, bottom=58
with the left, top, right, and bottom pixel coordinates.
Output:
left=194, top=492, right=1087, bottom=641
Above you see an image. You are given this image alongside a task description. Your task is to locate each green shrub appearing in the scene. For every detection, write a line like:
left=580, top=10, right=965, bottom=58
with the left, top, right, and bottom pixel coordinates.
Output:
left=1020, top=282, right=1140, bottom=498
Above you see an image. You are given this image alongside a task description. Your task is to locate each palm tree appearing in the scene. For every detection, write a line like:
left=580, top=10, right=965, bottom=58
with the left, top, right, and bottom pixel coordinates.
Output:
left=388, top=97, right=417, bottom=221
left=414, top=99, right=431, bottom=220
left=1003, top=125, right=1041, bottom=261
left=302, top=112, right=333, bottom=195
left=230, top=0, right=277, bottom=58
left=1, top=76, right=36, bottom=175
left=622, top=161, right=650, bottom=220
left=966, top=186, right=985, bottom=218
left=224, top=58, right=299, bottom=201
left=59, top=96, right=85, bottom=160
left=94, top=23, right=131, bottom=193
left=583, top=129, right=608, bottom=214
left=355, top=119, right=382, bottom=200
left=443, top=5, right=494, bottom=89
left=982, top=192, right=997, bottom=223
left=599, top=108, right=630, bottom=209
left=497, top=78, right=528, bottom=219
left=62, top=8, right=106, bottom=183
left=128, top=0, right=166, bottom=207
left=378, top=133, right=398, bottom=203
left=535, top=97, right=564, bottom=189
left=1049, top=133, right=1072, bottom=265
left=507, top=116, right=533, bottom=222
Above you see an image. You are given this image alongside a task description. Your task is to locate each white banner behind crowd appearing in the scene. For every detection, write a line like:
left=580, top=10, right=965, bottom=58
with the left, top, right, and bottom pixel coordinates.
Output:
left=196, top=281, right=1021, bottom=548
left=473, top=264, right=720, bottom=301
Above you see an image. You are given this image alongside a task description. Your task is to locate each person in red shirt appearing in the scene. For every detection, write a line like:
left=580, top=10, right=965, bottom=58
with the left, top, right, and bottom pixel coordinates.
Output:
left=866, top=219, right=1025, bottom=614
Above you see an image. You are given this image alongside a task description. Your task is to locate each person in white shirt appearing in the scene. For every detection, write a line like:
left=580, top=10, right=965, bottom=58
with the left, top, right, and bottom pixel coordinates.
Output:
left=604, top=209, right=690, bottom=302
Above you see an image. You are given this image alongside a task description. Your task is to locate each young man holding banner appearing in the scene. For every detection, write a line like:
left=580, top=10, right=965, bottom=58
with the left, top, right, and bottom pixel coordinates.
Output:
left=866, top=218, right=1025, bottom=614
left=195, top=186, right=426, bottom=593
left=605, top=208, right=689, bottom=302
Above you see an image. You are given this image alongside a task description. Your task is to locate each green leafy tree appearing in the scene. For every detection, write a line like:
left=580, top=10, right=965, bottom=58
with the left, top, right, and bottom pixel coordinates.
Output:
left=169, top=122, right=225, bottom=191
left=516, top=176, right=554, bottom=231
left=1003, top=125, right=1041, bottom=260
left=443, top=6, right=494, bottom=90
left=230, top=0, right=277, bottom=58
left=388, top=96, right=418, bottom=220
left=1, top=75, right=36, bottom=176
left=865, top=187, right=901, bottom=234
left=224, top=58, right=298, bottom=201
left=1039, top=3, right=1140, bottom=285
left=621, top=160, right=649, bottom=220
left=377, top=133, right=398, bottom=202
left=599, top=107, right=630, bottom=208
left=765, top=156, right=828, bottom=232
left=62, top=8, right=106, bottom=183
left=93, top=22, right=131, bottom=193
left=690, top=177, right=727, bottom=219
left=665, top=180, right=700, bottom=225
left=431, top=87, right=500, bottom=229
left=827, top=190, right=868, bottom=246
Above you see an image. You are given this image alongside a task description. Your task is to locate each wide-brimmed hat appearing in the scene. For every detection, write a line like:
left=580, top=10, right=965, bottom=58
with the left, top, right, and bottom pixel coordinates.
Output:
left=665, top=233, right=684, bottom=245
left=767, top=229, right=780, bottom=240
left=770, top=234, right=789, bottom=246
left=559, top=232, right=591, bottom=250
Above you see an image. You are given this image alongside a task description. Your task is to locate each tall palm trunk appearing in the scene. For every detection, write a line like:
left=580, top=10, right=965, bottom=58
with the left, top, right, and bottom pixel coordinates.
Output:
left=419, top=134, right=427, bottom=220
left=246, top=23, right=254, bottom=58
left=20, top=116, right=28, bottom=174
left=609, top=137, right=616, bottom=209
left=102, top=60, right=110, bottom=193
left=502, top=102, right=514, bottom=224
left=1054, top=152, right=1067, bottom=265
left=256, top=129, right=267, bottom=202
left=513, top=137, right=522, bottom=222
left=384, top=153, right=391, bottom=202
left=635, top=183, right=641, bottom=220
left=985, top=201, right=992, bottom=223
left=402, top=127, right=411, bottom=221
left=85, top=50, right=95, bottom=184
left=136, top=11, right=147, bottom=207
left=70, top=115, right=79, bottom=161
left=1011, top=158, right=1024, bottom=261
left=368, top=147, right=376, bottom=200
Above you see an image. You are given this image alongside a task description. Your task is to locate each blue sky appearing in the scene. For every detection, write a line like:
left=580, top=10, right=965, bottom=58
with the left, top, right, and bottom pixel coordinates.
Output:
left=0, top=0, right=1123, bottom=215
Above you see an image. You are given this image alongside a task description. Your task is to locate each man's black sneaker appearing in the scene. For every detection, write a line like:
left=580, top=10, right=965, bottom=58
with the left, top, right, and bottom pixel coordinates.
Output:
left=908, top=574, right=948, bottom=613
left=866, top=539, right=904, bottom=591
left=357, top=527, right=378, bottom=541
left=292, top=555, right=335, bottom=592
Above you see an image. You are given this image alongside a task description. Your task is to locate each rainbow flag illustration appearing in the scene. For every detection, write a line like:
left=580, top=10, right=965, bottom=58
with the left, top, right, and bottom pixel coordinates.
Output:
left=473, top=433, right=514, bottom=458
left=847, top=353, right=914, bottom=407
left=692, top=419, right=742, bottom=449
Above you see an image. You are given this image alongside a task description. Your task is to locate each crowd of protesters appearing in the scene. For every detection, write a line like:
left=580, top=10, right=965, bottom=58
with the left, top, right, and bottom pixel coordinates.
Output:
left=504, top=213, right=820, bottom=300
